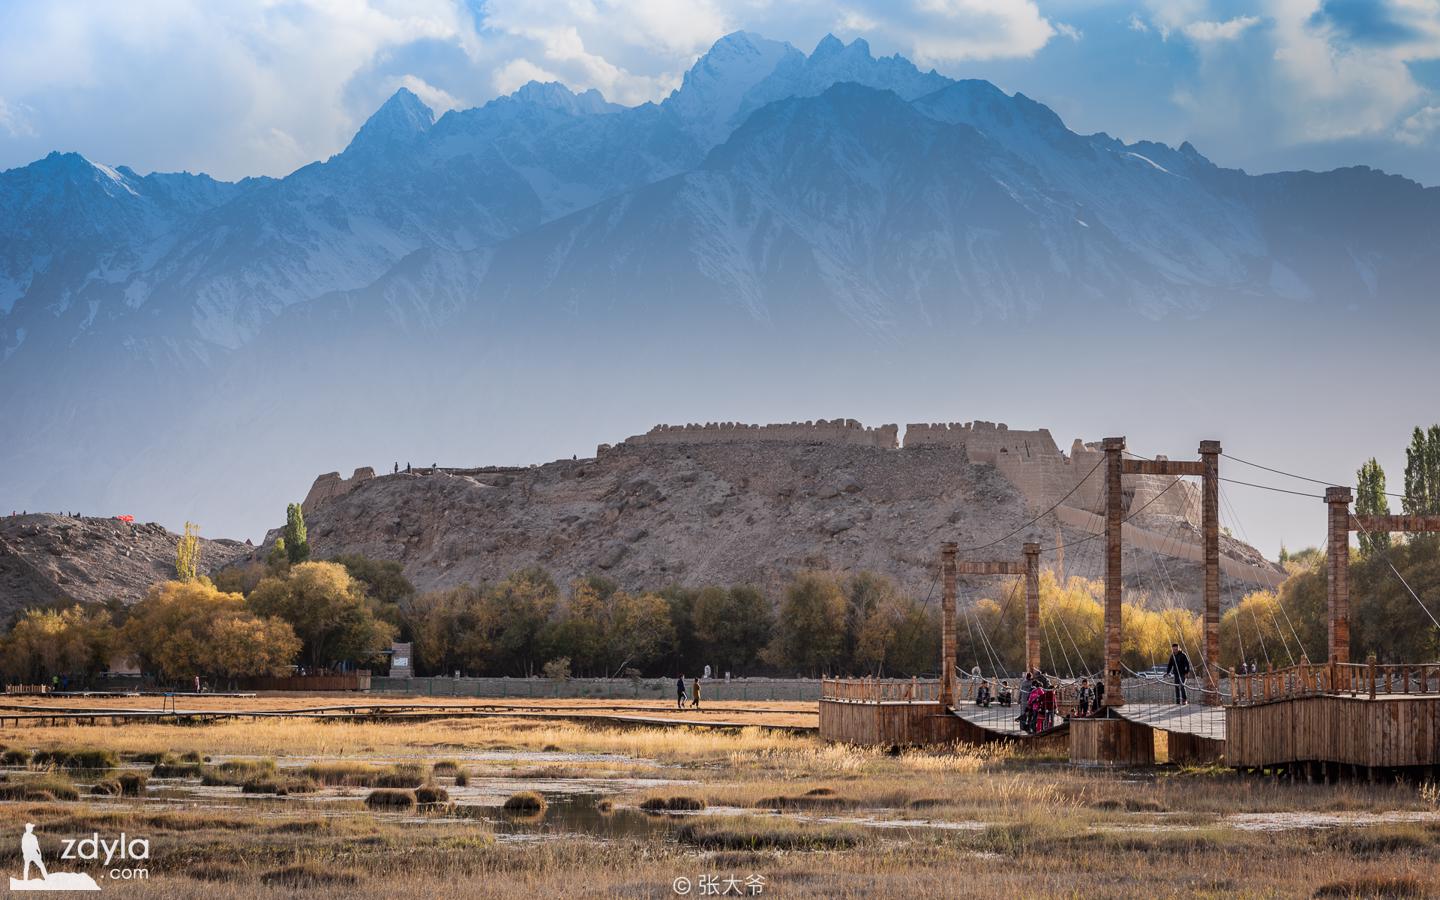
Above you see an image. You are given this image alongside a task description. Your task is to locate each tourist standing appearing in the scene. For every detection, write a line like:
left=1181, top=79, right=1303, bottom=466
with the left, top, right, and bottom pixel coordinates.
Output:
left=1165, top=643, right=1191, bottom=705
left=691, top=676, right=702, bottom=710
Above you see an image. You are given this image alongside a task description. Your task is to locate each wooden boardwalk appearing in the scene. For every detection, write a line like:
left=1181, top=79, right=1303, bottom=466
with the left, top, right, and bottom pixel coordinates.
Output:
left=1112, top=703, right=1226, bottom=742
left=947, top=703, right=1068, bottom=739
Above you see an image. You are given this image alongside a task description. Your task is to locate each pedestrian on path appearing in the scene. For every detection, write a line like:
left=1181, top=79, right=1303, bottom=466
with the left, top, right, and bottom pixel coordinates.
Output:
left=1165, top=643, right=1192, bottom=704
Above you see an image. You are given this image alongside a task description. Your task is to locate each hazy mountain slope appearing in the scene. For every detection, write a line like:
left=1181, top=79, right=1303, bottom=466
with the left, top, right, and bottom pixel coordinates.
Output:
left=2, top=30, right=1439, bottom=540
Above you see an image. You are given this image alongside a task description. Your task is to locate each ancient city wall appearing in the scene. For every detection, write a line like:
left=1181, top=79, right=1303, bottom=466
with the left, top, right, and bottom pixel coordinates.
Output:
left=301, top=420, right=1199, bottom=529
left=614, top=419, right=900, bottom=451
left=303, top=467, right=375, bottom=514
left=902, top=421, right=1061, bottom=462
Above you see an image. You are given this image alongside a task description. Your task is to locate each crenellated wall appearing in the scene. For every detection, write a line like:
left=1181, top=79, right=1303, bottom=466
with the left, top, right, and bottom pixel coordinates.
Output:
left=611, top=419, right=900, bottom=452
left=902, top=421, right=1060, bottom=462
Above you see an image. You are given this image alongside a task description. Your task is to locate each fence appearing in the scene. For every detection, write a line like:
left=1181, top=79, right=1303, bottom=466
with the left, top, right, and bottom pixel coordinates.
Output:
left=1230, top=659, right=1440, bottom=705
left=369, top=676, right=823, bottom=702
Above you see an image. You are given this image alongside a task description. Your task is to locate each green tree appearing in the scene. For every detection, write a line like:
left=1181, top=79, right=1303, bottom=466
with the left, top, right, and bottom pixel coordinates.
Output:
left=122, top=580, right=299, bottom=682
left=283, top=503, right=310, bottom=564
left=767, top=573, right=847, bottom=675
left=484, top=568, right=559, bottom=675
left=1355, top=458, right=1391, bottom=555
left=545, top=578, right=674, bottom=676
left=1403, top=426, right=1440, bottom=516
left=691, top=585, right=773, bottom=675
left=248, top=562, right=395, bottom=669
left=175, top=521, right=201, bottom=582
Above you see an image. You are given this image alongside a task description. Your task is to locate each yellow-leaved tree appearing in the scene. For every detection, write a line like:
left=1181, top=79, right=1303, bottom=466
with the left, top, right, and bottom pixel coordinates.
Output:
left=122, top=580, right=300, bottom=683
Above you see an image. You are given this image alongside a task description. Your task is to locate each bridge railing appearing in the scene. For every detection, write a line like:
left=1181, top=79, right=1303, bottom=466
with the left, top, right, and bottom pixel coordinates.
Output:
left=1229, top=659, right=1440, bottom=705
left=820, top=677, right=942, bottom=703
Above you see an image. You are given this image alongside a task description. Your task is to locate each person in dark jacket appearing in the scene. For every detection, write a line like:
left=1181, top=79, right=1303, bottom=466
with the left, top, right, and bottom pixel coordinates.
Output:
left=1094, top=677, right=1105, bottom=709
left=1165, top=643, right=1192, bottom=704
left=676, top=674, right=687, bottom=709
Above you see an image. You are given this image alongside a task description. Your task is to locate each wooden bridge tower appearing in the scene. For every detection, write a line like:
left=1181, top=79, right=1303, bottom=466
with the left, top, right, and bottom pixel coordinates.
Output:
left=1102, top=437, right=1222, bottom=706
left=1325, top=486, right=1440, bottom=664
left=939, top=540, right=1041, bottom=706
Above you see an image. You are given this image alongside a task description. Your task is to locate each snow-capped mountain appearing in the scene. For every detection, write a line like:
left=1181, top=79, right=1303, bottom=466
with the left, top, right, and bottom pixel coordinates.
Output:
left=2, top=31, right=1438, bottom=538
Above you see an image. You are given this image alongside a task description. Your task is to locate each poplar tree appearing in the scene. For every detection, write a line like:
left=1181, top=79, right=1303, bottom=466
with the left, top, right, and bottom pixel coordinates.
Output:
left=1403, top=426, right=1440, bottom=516
left=1355, top=459, right=1390, bottom=555
left=176, top=521, right=201, bottom=581
left=284, top=503, right=310, bottom=564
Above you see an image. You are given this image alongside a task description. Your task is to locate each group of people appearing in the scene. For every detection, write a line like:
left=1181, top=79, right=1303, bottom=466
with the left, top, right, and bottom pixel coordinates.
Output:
left=675, top=674, right=702, bottom=709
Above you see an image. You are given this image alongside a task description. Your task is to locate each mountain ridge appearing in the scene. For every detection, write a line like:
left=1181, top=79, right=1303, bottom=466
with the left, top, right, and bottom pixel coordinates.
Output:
left=2, top=30, right=1438, bottom=541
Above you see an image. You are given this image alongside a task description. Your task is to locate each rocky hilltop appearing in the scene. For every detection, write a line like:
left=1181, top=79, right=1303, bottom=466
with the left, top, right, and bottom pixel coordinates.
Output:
left=0, top=514, right=249, bottom=618
left=287, top=420, right=1281, bottom=607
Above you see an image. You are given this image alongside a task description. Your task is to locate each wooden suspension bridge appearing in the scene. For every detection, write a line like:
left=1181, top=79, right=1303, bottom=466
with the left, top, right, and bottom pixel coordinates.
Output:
left=819, top=437, right=1440, bottom=776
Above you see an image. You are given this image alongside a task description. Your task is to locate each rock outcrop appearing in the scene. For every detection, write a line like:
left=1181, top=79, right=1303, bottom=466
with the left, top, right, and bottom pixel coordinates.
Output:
left=0, top=514, right=250, bottom=618
left=285, top=422, right=1281, bottom=607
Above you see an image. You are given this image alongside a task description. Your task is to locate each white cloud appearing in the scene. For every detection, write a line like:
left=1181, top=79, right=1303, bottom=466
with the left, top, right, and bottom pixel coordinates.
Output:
left=0, top=97, right=36, bottom=138
left=392, top=75, right=463, bottom=115
left=1395, top=105, right=1440, bottom=145
left=1055, top=22, right=1083, bottom=42
left=492, top=59, right=566, bottom=96
left=0, top=0, right=480, bottom=178
left=1182, top=15, right=1261, bottom=42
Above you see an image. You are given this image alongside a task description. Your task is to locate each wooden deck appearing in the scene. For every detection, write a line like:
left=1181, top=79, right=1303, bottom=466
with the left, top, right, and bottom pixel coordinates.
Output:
left=1113, top=703, right=1226, bottom=742
left=947, top=702, right=1068, bottom=738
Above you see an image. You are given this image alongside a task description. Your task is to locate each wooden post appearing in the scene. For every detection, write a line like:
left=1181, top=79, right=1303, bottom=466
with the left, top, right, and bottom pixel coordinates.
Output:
left=1368, top=654, right=1377, bottom=700
left=1200, top=440, right=1221, bottom=706
left=1326, top=487, right=1353, bottom=664
left=1023, top=541, right=1041, bottom=675
left=941, top=542, right=957, bottom=707
left=1103, top=437, right=1125, bottom=707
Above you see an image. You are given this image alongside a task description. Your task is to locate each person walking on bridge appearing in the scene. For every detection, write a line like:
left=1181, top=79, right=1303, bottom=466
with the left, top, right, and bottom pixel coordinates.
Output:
left=1165, top=643, right=1192, bottom=705
left=676, top=674, right=688, bottom=710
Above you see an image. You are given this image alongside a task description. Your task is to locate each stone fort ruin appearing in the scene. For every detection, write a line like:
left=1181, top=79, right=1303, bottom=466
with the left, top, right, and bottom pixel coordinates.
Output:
left=595, top=419, right=1198, bottom=527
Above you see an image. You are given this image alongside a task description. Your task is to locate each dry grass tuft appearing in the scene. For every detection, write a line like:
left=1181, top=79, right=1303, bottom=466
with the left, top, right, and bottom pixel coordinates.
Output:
left=364, top=788, right=417, bottom=809
left=302, top=761, right=424, bottom=787
left=503, top=791, right=547, bottom=812
left=639, top=795, right=706, bottom=812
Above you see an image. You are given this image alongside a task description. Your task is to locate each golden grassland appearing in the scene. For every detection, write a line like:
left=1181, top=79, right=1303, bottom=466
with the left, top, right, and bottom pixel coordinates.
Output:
left=1, top=708, right=1439, bottom=898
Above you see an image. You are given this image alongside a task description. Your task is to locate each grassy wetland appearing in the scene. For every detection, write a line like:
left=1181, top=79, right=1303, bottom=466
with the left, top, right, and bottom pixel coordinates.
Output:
left=2, top=701, right=1439, bottom=898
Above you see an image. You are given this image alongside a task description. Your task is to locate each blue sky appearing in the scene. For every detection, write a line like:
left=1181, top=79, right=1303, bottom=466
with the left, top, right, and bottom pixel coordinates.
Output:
left=3, top=0, right=1440, bottom=184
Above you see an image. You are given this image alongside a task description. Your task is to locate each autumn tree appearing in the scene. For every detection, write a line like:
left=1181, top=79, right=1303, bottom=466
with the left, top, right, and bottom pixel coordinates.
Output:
left=176, top=521, right=201, bottom=581
left=122, top=580, right=299, bottom=682
left=1, top=606, right=117, bottom=683
left=248, top=562, right=395, bottom=669
left=403, top=584, right=496, bottom=676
